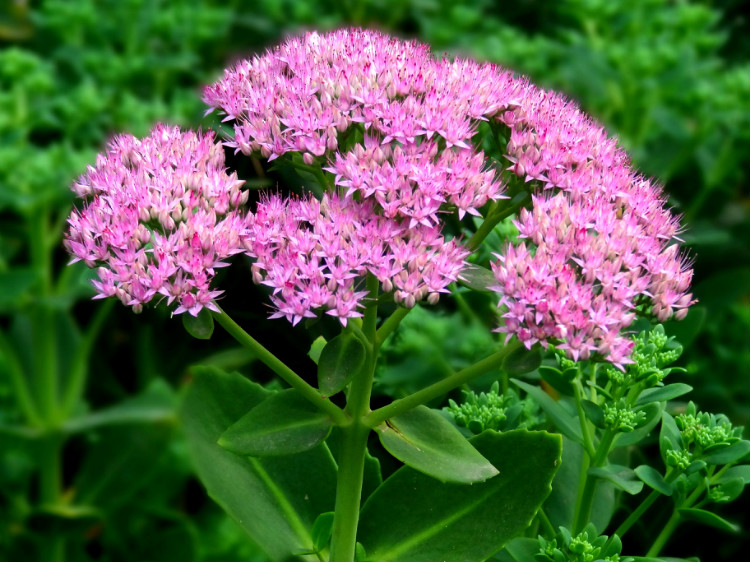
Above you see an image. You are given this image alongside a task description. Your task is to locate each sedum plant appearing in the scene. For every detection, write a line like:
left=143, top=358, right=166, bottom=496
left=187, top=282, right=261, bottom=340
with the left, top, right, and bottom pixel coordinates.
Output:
left=57, top=28, right=746, bottom=562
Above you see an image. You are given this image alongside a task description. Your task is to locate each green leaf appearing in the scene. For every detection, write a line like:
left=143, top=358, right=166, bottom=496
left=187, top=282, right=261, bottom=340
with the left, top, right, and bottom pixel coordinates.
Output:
left=311, top=512, right=334, bottom=552
left=713, top=477, right=746, bottom=502
left=218, top=388, right=333, bottom=457
left=502, top=345, right=542, bottom=376
left=717, top=465, right=750, bottom=484
left=613, top=402, right=663, bottom=448
left=317, top=331, right=366, bottom=397
left=701, top=440, right=750, bottom=465
left=538, top=365, right=574, bottom=396
left=182, top=307, right=214, bottom=340
left=308, top=335, right=327, bottom=364
left=513, top=379, right=583, bottom=445
left=636, top=383, right=693, bottom=406
left=359, top=430, right=562, bottom=562
left=677, top=508, right=740, bottom=533
left=181, top=366, right=336, bottom=562
left=501, top=537, right=541, bottom=562
left=459, top=263, right=497, bottom=292
left=659, top=411, right=683, bottom=463
left=588, top=465, right=644, bottom=495
left=635, top=465, right=674, bottom=496
left=63, top=379, right=176, bottom=434
left=375, top=405, right=499, bottom=484
left=581, top=399, right=605, bottom=428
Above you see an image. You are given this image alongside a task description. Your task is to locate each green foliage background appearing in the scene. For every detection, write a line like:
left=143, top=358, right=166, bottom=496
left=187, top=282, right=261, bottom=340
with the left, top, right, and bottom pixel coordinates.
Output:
left=1, top=0, right=748, bottom=560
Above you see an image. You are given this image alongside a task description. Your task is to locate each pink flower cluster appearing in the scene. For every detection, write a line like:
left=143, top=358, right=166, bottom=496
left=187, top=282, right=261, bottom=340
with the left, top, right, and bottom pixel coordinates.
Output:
left=203, top=28, right=517, bottom=320
left=65, top=28, right=695, bottom=368
left=244, top=193, right=467, bottom=325
left=65, top=125, right=247, bottom=315
left=492, top=90, right=694, bottom=367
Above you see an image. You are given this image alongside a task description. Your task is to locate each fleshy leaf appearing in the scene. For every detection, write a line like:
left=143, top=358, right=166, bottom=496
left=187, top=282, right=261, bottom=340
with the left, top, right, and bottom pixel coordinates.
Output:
left=311, top=512, right=335, bottom=552
left=181, top=366, right=336, bottom=562
left=538, top=365, right=575, bottom=396
left=635, top=465, right=674, bottom=496
left=218, top=389, right=333, bottom=457
left=308, top=335, right=327, bottom=364
left=459, top=263, right=497, bottom=292
left=182, top=307, right=214, bottom=339
left=636, top=383, right=693, bottom=406
left=317, top=331, right=366, bottom=397
left=678, top=508, right=740, bottom=533
left=503, top=345, right=542, bottom=375
left=701, top=440, right=750, bottom=465
left=375, top=405, right=499, bottom=484
left=513, top=379, right=583, bottom=444
left=358, top=430, right=562, bottom=562
left=588, top=465, right=644, bottom=495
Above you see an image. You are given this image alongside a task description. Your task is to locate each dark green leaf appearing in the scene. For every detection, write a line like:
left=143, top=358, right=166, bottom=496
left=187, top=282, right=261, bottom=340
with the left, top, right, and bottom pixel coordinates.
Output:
left=359, top=430, right=562, bottom=562
left=502, top=537, right=541, bottom=562
left=635, top=465, right=674, bottom=496
left=63, top=379, right=176, bottom=433
left=311, top=512, right=334, bottom=552
left=181, top=366, right=336, bottom=561
left=182, top=307, right=214, bottom=340
left=218, top=389, right=333, bottom=457
left=581, top=399, right=605, bottom=428
left=713, top=477, right=746, bottom=502
left=317, top=331, right=366, bottom=397
left=503, top=345, right=542, bottom=376
left=636, top=383, right=693, bottom=406
left=659, top=411, right=683, bottom=464
left=588, top=465, right=644, bottom=495
left=513, top=379, right=583, bottom=444
left=678, top=508, right=740, bottom=533
left=701, top=440, right=750, bottom=465
left=375, top=405, right=498, bottom=484
left=538, top=365, right=574, bottom=396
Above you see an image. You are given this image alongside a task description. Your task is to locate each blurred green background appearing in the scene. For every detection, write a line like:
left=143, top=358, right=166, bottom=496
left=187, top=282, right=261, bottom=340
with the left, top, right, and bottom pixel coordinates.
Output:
left=1, top=0, right=748, bottom=560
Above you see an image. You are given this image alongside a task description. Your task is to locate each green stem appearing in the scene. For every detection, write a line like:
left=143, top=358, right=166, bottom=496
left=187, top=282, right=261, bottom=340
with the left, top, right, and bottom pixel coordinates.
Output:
left=329, top=276, right=379, bottom=562
left=0, top=329, right=43, bottom=427
left=375, top=306, right=411, bottom=347
left=573, top=378, right=597, bottom=459
left=364, top=339, right=521, bottom=427
left=61, top=299, right=114, bottom=417
left=613, top=468, right=681, bottom=540
left=210, top=305, right=347, bottom=426
left=35, top=305, right=60, bottom=426
left=572, top=430, right=616, bottom=534
left=466, top=192, right=528, bottom=252
left=537, top=508, right=556, bottom=539
left=646, top=510, right=680, bottom=557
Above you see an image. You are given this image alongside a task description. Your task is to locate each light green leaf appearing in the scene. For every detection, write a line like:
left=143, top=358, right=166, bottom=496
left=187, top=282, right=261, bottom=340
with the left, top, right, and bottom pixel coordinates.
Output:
left=181, top=366, right=336, bottom=562
left=317, top=331, right=366, bottom=397
left=311, top=512, right=334, bottom=552
left=513, top=379, right=583, bottom=444
left=308, top=335, right=327, bottom=364
left=358, top=430, right=561, bottom=562
left=375, top=405, right=498, bottom=484
left=458, top=263, right=496, bottom=292
left=218, top=389, right=333, bottom=457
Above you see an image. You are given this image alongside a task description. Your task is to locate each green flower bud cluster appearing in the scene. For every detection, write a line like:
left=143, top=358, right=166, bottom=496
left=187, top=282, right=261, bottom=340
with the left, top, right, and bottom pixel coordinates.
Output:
left=603, top=401, right=647, bottom=433
left=446, top=382, right=541, bottom=434
left=675, top=401, right=742, bottom=452
left=536, top=524, right=631, bottom=562
left=605, top=325, right=684, bottom=389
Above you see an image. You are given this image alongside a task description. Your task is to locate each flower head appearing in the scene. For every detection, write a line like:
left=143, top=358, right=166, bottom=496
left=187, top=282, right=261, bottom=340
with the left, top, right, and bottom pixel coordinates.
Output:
left=65, top=124, right=247, bottom=315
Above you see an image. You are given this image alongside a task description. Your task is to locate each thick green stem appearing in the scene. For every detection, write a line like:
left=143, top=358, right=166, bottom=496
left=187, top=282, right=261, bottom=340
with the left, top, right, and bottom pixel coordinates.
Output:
left=61, top=299, right=114, bottom=417
left=375, top=306, right=411, bottom=347
left=646, top=510, right=680, bottom=557
left=465, top=192, right=529, bottom=252
left=572, top=430, right=616, bottom=534
left=0, top=329, right=43, bottom=427
left=364, top=339, right=521, bottom=427
left=210, top=305, right=347, bottom=425
left=329, top=276, right=379, bottom=562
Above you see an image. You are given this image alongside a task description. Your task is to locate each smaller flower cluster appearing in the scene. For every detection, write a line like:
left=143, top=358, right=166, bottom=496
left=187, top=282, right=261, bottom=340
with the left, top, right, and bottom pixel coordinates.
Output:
left=243, top=193, right=468, bottom=325
left=65, top=125, right=247, bottom=315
